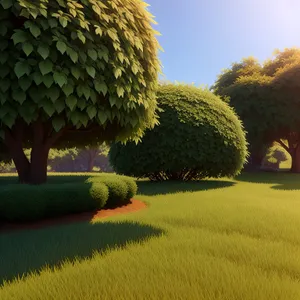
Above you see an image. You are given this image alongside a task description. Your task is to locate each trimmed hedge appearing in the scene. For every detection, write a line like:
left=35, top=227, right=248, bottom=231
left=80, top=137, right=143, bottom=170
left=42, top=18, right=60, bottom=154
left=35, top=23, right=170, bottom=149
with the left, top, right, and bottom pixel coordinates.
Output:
left=109, top=84, right=248, bottom=181
left=0, top=175, right=137, bottom=222
left=86, top=175, right=137, bottom=207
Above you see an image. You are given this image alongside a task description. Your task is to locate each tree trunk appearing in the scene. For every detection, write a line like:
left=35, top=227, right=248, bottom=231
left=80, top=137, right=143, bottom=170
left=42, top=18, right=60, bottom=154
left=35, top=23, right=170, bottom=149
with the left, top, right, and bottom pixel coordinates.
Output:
left=30, top=145, right=50, bottom=184
left=290, top=147, right=300, bottom=173
left=87, top=149, right=98, bottom=172
left=4, top=120, right=65, bottom=185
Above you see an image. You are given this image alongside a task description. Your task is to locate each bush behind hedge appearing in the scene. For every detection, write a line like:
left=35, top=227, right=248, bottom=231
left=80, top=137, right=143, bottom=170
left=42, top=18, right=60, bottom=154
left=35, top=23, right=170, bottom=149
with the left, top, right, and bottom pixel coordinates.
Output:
left=0, top=175, right=137, bottom=222
left=109, top=84, right=248, bottom=181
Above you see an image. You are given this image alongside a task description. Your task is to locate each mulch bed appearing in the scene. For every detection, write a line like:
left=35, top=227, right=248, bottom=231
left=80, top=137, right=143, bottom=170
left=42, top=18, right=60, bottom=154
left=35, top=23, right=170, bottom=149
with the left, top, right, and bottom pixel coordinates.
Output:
left=0, top=199, right=147, bottom=233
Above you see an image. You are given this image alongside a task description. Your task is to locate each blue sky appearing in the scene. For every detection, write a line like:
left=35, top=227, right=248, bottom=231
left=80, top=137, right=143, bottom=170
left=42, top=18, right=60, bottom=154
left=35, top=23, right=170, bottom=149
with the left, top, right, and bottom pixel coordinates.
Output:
left=147, top=0, right=300, bottom=87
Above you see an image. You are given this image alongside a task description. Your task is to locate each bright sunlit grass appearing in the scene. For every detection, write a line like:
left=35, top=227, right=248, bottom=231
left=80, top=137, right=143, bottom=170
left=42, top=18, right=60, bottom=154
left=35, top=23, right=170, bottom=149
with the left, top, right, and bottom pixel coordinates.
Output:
left=1, top=173, right=300, bottom=299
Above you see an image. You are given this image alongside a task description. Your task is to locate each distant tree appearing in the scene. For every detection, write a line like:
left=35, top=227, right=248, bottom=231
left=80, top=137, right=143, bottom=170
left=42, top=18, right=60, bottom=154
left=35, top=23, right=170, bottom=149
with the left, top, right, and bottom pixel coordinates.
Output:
left=215, top=48, right=300, bottom=172
left=0, top=0, right=160, bottom=184
left=109, top=85, right=248, bottom=181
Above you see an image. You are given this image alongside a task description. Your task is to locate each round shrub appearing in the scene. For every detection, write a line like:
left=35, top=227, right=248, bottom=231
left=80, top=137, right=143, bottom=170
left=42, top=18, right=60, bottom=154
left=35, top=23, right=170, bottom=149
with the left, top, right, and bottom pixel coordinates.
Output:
left=109, top=84, right=248, bottom=181
left=118, top=176, right=138, bottom=200
left=87, top=175, right=137, bottom=206
left=0, top=181, right=109, bottom=222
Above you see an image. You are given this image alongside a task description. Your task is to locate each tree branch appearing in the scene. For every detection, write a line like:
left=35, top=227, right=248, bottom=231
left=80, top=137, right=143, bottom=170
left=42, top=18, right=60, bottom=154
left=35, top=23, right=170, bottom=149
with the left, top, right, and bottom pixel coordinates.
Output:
left=277, top=139, right=291, bottom=154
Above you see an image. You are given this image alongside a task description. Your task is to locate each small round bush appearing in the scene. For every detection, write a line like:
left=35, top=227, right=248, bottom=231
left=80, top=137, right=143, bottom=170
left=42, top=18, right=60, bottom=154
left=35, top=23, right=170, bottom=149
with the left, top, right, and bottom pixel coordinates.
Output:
left=97, top=177, right=129, bottom=207
left=109, top=84, right=248, bottom=181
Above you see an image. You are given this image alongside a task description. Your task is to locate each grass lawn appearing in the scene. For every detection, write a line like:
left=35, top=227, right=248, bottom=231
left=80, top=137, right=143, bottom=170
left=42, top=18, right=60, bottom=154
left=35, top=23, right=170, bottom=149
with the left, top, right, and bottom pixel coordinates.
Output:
left=1, top=172, right=300, bottom=299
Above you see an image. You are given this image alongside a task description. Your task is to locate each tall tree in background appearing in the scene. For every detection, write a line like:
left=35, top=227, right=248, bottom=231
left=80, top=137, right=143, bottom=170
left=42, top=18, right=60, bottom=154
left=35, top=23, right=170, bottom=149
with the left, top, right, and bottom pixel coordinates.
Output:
left=213, top=48, right=300, bottom=172
left=0, top=0, right=161, bottom=184
left=211, top=57, right=266, bottom=170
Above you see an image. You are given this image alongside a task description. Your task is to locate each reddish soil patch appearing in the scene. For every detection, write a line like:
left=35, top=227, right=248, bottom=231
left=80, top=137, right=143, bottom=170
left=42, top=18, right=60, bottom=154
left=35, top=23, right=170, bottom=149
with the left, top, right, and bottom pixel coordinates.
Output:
left=0, top=199, right=147, bottom=233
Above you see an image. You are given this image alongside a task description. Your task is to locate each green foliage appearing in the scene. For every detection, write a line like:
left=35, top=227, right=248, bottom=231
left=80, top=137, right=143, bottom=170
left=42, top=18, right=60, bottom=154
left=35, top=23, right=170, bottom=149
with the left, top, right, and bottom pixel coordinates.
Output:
left=0, top=181, right=109, bottom=222
left=0, top=0, right=161, bottom=145
left=212, top=48, right=300, bottom=170
left=87, top=175, right=137, bottom=207
left=0, top=174, right=137, bottom=222
left=109, top=84, right=248, bottom=181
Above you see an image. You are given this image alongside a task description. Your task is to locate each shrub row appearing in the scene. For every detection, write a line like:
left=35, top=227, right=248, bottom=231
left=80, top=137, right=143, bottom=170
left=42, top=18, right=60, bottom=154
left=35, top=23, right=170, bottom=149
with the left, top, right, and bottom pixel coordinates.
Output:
left=0, top=175, right=137, bottom=222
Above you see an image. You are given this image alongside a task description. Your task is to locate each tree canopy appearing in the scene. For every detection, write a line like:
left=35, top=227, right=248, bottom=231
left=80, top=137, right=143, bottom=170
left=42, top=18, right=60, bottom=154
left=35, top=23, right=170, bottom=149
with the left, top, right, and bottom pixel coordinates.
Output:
left=213, top=48, right=300, bottom=172
left=0, top=0, right=161, bottom=184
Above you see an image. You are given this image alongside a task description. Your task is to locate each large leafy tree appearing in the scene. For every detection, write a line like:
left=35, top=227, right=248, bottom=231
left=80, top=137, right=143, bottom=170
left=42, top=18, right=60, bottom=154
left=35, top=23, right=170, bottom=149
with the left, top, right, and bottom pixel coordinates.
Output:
left=214, top=48, right=300, bottom=172
left=211, top=57, right=267, bottom=169
left=0, top=0, right=160, bottom=184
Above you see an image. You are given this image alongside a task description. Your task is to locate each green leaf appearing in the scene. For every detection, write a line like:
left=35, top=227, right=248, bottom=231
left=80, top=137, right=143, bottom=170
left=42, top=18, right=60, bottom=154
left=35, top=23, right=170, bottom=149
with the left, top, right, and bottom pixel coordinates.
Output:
left=32, top=71, right=43, bottom=85
left=43, top=101, right=55, bottom=117
left=0, top=65, right=9, bottom=78
left=90, top=90, right=97, bottom=104
left=67, top=48, right=78, bottom=63
left=82, top=85, right=91, bottom=100
left=59, top=16, right=68, bottom=28
left=12, top=30, right=28, bottom=44
left=53, top=72, right=67, bottom=87
left=1, top=0, right=13, bottom=9
left=88, top=49, right=97, bottom=61
left=109, top=96, right=117, bottom=107
left=95, top=26, right=103, bottom=36
left=0, top=79, right=10, bottom=93
left=52, top=117, right=65, bottom=132
left=2, top=114, right=15, bottom=128
left=47, top=86, right=60, bottom=102
left=66, top=95, right=77, bottom=111
left=15, top=61, right=31, bottom=79
left=77, top=31, right=86, bottom=44
left=62, top=83, right=74, bottom=96
left=71, top=67, right=81, bottom=80
left=70, top=111, right=80, bottom=125
left=77, top=97, right=86, bottom=110
left=39, top=60, right=53, bottom=75
left=94, top=81, right=107, bottom=96
left=56, top=41, right=67, bottom=54
left=98, top=111, right=107, bottom=124
left=43, top=74, right=54, bottom=88
left=19, top=77, right=32, bottom=91
left=86, top=66, right=96, bottom=78
left=0, top=24, right=7, bottom=36
left=107, top=29, right=118, bottom=41
left=38, top=44, right=50, bottom=59
left=54, top=100, right=65, bottom=113
left=22, top=42, right=34, bottom=56
left=28, top=23, right=41, bottom=38
left=114, top=68, right=122, bottom=79
left=116, top=86, right=125, bottom=98
left=12, top=89, right=26, bottom=104
left=0, top=52, right=8, bottom=64
left=48, top=18, right=58, bottom=28
left=86, top=106, right=97, bottom=119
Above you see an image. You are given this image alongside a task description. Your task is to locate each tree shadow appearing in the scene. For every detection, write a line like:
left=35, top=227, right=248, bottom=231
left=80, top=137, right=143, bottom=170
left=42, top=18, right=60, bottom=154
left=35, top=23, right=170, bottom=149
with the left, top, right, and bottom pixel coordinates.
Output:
left=236, top=171, right=298, bottom=184
left=137, top=180, right=236, bottom=196
left=0, top=221, right=163, bottom=285
left=271, top=182, right=300, bottom=191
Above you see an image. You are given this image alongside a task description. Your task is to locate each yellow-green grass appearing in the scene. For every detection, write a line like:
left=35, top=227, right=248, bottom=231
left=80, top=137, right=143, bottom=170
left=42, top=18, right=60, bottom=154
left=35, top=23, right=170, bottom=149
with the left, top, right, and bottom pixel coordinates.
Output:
left=1, top=173, right=300, bottom=299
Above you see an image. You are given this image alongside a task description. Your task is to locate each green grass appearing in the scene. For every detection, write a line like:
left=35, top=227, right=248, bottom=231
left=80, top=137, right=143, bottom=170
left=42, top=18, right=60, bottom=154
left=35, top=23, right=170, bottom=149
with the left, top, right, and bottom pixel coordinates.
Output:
left=2, top=173, right=300, bottom=299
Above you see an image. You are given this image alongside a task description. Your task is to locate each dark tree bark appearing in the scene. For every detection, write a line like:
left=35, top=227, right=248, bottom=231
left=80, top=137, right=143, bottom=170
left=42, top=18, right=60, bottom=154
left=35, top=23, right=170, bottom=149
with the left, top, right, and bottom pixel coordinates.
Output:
left=86, top=148, right=99, bottom=172
left=277, top=133, right=300, bottom=173
left=3, top=120, right=64, bottom=185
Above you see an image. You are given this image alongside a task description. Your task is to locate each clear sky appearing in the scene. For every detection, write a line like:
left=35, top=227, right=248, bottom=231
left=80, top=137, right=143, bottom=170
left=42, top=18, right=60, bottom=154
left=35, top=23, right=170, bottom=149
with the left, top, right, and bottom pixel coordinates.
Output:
left=147, top=0, right=300, bottom=87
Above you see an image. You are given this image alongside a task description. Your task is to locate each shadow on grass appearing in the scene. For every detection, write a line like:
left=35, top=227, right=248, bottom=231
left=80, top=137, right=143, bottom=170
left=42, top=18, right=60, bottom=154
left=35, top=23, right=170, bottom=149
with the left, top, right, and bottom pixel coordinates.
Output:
left=236, top=171, right=299, bottom=184
left=137, top=180, right=235, bottom=196
left=236, top=172, right=300, bottom=191
left=0, top=175, right=91, bottom=186
left=0, top=221, right=163, bottom=285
